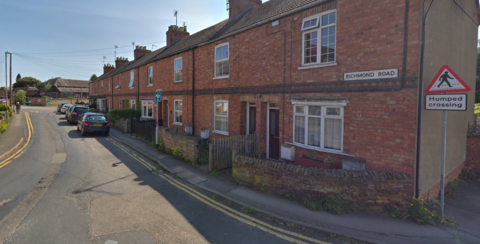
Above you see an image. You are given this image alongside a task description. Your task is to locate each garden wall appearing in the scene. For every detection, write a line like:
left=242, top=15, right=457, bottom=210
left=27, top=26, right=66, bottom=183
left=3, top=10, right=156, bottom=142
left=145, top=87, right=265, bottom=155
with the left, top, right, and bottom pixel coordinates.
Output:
left=114, top=118, right=131, bottom=134
left=233, top=155, right=413, bottom=211
left=466, top=135, right=480, bottom=173
left=158, top=126, right=201, bottom=161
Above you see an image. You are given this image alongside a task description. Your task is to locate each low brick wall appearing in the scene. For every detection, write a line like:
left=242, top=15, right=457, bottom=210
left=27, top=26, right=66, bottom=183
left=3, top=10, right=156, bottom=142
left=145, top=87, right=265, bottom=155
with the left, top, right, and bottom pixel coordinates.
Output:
left=114, top=118, right=131, bottom=134
left=233, top=156, right=413, bottom=211
left=158, top=126, right=201, bottom=161
left=466, top=135, right=480, bottom=173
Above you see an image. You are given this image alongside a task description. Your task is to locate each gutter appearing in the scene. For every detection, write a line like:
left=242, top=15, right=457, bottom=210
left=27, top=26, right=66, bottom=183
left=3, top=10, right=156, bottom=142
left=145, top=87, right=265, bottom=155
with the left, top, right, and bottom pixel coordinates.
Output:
left=415, top=0, right=435, bottom=198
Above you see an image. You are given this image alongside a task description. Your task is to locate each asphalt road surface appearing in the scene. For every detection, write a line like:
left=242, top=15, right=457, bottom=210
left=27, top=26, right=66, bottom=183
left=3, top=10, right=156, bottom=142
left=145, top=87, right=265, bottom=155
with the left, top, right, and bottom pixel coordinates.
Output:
left=0, top=107, right=337, bottom=244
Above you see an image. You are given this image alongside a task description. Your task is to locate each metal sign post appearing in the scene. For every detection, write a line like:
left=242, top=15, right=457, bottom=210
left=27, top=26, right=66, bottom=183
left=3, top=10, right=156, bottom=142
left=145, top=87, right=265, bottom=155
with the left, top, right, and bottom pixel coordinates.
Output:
left=155, top=90, right=162, bottom=147
left=425, top=65, right=471, bottom=218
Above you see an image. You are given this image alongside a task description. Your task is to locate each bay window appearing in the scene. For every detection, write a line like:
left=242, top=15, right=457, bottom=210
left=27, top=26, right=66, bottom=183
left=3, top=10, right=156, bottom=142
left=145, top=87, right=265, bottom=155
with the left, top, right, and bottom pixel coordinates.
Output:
left=294, top=104, right=343, bottom=152
left=141, top=101, right=153, bottom=118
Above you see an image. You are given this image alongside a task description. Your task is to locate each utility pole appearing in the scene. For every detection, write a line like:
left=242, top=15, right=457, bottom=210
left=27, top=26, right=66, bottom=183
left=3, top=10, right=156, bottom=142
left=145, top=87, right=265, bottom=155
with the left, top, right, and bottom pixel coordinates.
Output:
left=8, top=52, right=12, bottom=109
left=4, top=52, right=8, bottom=119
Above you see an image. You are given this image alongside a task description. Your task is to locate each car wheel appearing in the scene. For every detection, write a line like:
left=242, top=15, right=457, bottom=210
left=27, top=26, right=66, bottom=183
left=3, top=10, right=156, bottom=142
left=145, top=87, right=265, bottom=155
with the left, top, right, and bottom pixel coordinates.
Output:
left=81, top=127, right=85, bottom=136
left=77, top=124, right=80, bottom=131
left=69, top=119, right=74, bottom=125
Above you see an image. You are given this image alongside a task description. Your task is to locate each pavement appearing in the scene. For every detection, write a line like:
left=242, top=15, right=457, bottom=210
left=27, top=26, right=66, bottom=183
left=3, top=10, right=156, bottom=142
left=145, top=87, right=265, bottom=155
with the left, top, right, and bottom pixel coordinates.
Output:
left=0, top=113, right=25, bottom=161
left=110, top=127, right=480, bottom=244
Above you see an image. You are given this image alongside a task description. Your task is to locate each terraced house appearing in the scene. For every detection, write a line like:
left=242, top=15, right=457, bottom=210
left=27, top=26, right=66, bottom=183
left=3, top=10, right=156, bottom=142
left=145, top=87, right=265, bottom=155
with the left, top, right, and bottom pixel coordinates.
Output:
left=89, top=0, right=479, bottom=199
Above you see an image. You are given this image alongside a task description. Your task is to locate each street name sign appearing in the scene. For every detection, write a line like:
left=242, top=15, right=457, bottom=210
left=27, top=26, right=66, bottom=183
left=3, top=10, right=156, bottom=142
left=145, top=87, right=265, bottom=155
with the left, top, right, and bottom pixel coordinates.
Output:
left=425, top=94, right=467, bottom=111
left=425, top=65, right=471, bottom=94
left=344, top=68, right=398, bottom=81
left=155, top=91, right=161, bottom=102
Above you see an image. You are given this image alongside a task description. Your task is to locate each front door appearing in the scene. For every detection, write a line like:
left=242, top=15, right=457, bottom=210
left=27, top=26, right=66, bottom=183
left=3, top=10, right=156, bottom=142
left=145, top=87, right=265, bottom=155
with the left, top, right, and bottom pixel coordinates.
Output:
left=268, top=109, right=280, bottom=159
left=248, top=106, right=256, bottom=134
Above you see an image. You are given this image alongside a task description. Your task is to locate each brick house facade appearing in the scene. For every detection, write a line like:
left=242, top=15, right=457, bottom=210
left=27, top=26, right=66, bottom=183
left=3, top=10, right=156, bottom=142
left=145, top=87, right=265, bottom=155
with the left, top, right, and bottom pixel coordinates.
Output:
left=89, top=0, right=479, bottom=199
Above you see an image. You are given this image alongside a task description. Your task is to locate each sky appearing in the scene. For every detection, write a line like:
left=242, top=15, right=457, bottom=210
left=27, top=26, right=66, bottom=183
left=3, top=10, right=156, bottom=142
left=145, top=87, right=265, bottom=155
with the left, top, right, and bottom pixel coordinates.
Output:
left=0, top=0, right=233, bottom=84
left=0, top=0, right=477, bottom=85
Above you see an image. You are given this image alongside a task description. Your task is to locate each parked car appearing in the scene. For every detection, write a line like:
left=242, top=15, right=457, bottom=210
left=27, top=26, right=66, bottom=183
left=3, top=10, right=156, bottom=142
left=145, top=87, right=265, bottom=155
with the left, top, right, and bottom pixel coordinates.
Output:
left=60, top=104, right=72, bottom=114
left=26, top=100, right=31, bottom=106
left=57, top=102, right=69, bottom=112
left=65, top=106, right=74, bottom=118
left=67, top=106, right=90, bottom=125
left=77, top=113, right=110, bottom=136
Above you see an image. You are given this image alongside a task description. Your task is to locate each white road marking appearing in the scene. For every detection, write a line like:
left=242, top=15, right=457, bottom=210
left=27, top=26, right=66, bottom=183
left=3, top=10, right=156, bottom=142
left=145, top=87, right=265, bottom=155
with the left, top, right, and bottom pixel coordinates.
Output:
left=104, top=240, right=118, bottom=244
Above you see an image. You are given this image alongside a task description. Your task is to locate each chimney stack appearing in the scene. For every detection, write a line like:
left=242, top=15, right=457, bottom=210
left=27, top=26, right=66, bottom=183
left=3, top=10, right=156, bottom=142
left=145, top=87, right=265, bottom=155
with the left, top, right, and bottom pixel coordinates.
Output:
left=115, top=57, right=129, bottom=68
left=166, top=25, right=190, bottom=46
left=103, top=63, right=114, bottom=74
left=134, top=46, right=151, bottom=60
left=229, top=0, right=261, bottom=19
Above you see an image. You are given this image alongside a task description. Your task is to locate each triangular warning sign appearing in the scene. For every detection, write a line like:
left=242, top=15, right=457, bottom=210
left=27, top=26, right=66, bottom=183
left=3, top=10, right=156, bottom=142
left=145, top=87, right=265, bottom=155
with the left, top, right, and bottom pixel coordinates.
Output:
left=425, top=65, right=471, bottom=94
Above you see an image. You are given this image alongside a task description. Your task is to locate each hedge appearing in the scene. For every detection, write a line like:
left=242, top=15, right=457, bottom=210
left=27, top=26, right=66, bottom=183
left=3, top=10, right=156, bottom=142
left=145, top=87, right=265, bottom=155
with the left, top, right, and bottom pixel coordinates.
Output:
left=108, top=108, right=141, bottom=122
left=0, top=104, right=13, bottom=117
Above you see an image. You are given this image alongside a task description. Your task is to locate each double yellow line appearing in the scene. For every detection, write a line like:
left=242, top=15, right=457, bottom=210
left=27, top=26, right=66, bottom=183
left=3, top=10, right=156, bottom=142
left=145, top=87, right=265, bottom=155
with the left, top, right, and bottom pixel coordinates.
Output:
left=0, top=112, right=33, bottom=169
left=107, top=137, right=330, bottom=244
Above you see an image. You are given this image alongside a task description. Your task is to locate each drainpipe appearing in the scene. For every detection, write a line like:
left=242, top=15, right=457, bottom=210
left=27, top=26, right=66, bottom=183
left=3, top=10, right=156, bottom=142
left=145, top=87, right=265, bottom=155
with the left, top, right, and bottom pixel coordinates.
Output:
left=137, top=67, right=140, bottom=108
left=415, top=0, right=435, bottom=198
left=191, top=48, right=195, bottom=135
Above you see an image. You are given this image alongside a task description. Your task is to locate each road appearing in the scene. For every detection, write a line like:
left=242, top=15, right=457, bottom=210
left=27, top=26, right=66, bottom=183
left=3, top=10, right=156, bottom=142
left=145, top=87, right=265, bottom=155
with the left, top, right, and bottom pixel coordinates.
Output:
left=0, top=107, right=337, bottom=244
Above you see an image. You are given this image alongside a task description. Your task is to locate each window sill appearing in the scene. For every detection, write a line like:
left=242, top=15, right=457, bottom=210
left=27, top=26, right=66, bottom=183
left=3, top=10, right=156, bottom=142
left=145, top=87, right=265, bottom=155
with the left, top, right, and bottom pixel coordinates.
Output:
left=173, top=122, right=183, bottom=126
left=141, top=116, right=154, bottom=119
left=287, top=142, right=353, bottom=157
left=213, top=75, right=230, bottom=80
left=213, top=130, right=229, bottom=136
left=147, top=84, right=153, bottom=87
left=174, top=80, right=183, bottom=83
left=129, top=87, right=135, bottom=89
left=298, top=62, right=337, bottom=70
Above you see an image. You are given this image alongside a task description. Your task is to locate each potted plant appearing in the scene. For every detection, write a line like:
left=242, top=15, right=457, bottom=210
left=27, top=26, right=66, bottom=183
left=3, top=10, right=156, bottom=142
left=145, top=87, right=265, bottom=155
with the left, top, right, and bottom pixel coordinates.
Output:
left=295, top=151, right=341, bottom=169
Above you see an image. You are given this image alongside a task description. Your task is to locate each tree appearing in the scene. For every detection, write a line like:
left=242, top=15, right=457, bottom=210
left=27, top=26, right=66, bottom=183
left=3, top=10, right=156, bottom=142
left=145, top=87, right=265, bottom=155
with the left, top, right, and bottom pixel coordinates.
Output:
left=16, top=73, right=21, bottom=81
left=90, top=74, right=98, bottom=81
left=13, top=77, right=42, bottom=88
left=14, top=90, right=26, bottom=105
left=0, top=87, right=5, bottom=91
left=43, top=84, right=53, bottom=93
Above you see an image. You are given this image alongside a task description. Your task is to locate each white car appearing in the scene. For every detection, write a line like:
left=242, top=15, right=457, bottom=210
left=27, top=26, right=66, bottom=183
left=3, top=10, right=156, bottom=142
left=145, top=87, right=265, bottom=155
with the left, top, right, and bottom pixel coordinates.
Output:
left=60, top=104, right=72, bottom=114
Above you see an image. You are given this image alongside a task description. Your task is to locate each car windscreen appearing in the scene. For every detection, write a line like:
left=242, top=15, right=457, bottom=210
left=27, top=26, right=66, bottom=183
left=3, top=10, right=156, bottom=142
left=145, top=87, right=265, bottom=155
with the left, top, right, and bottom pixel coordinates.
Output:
left=86, top=115, right=106, bottom=121
left=74, top=107, right=90, bottom=113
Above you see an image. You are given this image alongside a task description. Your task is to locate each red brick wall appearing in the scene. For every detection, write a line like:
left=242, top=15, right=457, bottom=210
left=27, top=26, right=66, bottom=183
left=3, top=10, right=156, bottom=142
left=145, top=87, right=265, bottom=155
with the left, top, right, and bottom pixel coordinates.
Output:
left=466, top=135, right=480, bottom=173
left=93, top=0, right=421, bottom=174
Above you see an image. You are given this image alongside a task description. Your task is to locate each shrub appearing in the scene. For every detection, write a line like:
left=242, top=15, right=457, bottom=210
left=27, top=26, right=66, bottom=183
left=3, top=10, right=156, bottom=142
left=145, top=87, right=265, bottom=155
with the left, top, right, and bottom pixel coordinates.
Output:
left=165, top=147, right=172, bottom=154
left=0, top=117, right=11, bottom=133
left=158, top=138, right=165, bottom=152
left=0, top=104, right=13, bottom=117
left=475, top=103, right=480, bottom=114
left=108, top=108, right=141, bottom=122
left=173, top=147, right=185, bottom=160
left=302, top=196, right=353, bottom=214
left=408, top=197, right=436, bottom=225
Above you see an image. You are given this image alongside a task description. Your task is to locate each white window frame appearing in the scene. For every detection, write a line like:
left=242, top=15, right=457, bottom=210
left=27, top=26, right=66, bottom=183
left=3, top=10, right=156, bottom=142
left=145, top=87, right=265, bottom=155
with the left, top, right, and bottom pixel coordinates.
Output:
left=214, top=42, right=229, bottom=78
left=213, top=100, right=229, bottom=135
left=141, top=100, right=153, bottom=118
left=101, top=81, right=103, bottom=92
left=148, top=67, right=153, bottom=86
left=128, top=71, right=134, bottom=88
left=108, top=79, right=111, bottom=91
left=292, top=103, right=344, bottom=153
left=109, top=99, right=111, bottom=111
left=301, top=9, right=337, bottom=67
left=116, top=76, right=121, bottom=89
left=173, top=99, right=183, bottom=125
left=174, top=57, right=183, bottom=83
left=301, top=16, right=320, bottom=31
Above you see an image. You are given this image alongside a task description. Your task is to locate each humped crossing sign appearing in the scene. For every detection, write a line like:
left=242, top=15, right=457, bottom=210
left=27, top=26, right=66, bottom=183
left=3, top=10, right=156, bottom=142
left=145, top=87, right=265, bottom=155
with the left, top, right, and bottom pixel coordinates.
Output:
left=425, top=65, right=471, bottom=94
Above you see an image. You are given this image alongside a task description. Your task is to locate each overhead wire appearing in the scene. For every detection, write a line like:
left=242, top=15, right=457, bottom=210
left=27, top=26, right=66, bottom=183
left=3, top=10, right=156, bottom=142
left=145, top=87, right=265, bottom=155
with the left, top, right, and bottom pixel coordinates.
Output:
left=15, top=54, right=96, bottom=78
left=15, top=54, right=100, bottom=73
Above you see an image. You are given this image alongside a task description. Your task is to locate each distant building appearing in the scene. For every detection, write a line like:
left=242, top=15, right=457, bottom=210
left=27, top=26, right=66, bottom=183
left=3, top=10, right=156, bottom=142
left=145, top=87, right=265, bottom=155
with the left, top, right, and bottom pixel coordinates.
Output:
left=13, top=87, right=39, bottom=99
left=39, top=77, right=89, bottom=99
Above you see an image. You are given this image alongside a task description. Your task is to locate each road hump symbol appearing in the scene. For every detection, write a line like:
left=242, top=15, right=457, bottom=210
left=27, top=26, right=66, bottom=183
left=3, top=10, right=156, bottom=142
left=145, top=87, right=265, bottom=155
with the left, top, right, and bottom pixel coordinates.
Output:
left=425, top=65, right=471, bottom=94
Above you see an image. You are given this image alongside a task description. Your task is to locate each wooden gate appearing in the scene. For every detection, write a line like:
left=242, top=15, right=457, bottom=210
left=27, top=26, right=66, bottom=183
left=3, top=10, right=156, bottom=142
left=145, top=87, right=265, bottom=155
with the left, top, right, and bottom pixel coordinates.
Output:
left=209, top=133, right=260, bottom=171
